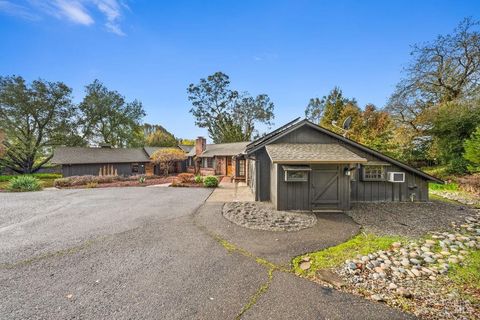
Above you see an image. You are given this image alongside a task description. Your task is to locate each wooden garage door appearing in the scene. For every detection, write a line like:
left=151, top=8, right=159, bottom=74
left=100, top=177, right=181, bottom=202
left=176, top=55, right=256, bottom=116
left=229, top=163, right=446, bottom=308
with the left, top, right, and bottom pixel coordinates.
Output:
left=311, top=165, right=341, bottom=209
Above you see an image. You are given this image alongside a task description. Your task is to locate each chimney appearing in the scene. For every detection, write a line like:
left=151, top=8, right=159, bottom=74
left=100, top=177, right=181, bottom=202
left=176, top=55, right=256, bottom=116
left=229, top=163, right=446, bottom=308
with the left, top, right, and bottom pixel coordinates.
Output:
left=195, top=137, right=206, bottom=156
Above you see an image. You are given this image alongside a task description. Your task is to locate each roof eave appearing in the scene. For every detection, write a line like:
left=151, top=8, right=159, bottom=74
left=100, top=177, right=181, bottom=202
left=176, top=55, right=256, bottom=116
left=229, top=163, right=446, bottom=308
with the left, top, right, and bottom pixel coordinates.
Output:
left=272, top=159, right=368, bottom=164
left=248, top=119, right=443, bottom=184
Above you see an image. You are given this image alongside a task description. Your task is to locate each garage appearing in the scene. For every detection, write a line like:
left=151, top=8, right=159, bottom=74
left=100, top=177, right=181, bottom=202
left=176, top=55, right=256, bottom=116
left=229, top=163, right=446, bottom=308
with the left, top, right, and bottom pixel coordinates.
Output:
left=245, top=118, right=443, bottom=211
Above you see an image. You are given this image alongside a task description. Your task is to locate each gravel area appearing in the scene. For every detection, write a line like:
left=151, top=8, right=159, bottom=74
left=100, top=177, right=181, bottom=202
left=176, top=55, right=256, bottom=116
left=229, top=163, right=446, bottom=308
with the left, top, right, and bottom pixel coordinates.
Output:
left=223, top=202, right=317, bottom=231
left=336, top=210, right=480, bottom=320
left=346, top=201, right=476, bottom=238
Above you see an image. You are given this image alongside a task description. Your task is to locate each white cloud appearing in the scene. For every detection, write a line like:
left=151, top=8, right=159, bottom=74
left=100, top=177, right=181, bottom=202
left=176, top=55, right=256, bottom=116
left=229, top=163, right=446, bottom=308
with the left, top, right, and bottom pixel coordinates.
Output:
left=0, top=1, right=40, bottom=20
left=53, top=0, right=94, bottom=25
left=3, top=0, right=127, bottom=35
left=93, top=0, right=125, bottom=35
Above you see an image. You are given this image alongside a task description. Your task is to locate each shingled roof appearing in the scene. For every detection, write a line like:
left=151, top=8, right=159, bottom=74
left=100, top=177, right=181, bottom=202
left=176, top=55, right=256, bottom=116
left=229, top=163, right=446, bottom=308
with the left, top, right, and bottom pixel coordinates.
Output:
left=199, top=142, right=249, bottom=157
left=266, top=144, right=367, bottom=163
left=52, top=147, right=150, bottom=165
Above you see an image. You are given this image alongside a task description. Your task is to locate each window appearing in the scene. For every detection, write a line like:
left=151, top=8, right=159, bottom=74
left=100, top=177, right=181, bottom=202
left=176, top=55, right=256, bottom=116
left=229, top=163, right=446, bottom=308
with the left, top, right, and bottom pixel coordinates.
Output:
left=204, top=158, right=214, bottom=168
left=188, top=157, right=193, bottom=167
left=282, top=165, right=311, bottom=182
left=362, top=165, right=385, bottom=181
left=285, top=170, right=308, bottom=182
left=132, top=163, right=139, bottom=174
left=237, top=159, right=245, bottom=177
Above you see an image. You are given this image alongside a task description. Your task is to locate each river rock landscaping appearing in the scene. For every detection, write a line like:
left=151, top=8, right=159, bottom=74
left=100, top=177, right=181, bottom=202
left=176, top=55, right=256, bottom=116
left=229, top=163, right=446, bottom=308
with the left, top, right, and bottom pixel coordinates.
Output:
left=430, top=190, right=480, bottom=207
left=222, top=202, right=317, bottom=231
left=336, top=210, right=480, bottom=319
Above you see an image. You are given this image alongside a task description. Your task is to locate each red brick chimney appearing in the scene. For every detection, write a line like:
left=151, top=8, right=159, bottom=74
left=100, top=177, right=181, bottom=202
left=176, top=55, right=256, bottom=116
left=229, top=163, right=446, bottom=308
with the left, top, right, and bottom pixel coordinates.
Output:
left=195, top=137, right=206, bottom=156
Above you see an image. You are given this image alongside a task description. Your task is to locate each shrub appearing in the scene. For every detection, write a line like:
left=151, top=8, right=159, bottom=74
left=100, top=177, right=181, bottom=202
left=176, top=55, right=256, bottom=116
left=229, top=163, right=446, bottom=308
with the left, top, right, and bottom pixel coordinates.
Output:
left=53, top=175, right=123, bottom=187
left=86, top=182, right=98, bottom=188
left=464, top=126, right=480, bottom=172
left=457, top=174, right=480, bottom=195
left=139, top=175, right=146, bottom=184
left=177, top=173, right=195, bottom=183
left=7, top=176, right=42, bottom=192
left=446, top=158, right=469, bottom=175
left=203, top=176, right=219, bottom=188
left=194, top=175, right=203, bottom=184
left=0, top=173, right=62, bottom=182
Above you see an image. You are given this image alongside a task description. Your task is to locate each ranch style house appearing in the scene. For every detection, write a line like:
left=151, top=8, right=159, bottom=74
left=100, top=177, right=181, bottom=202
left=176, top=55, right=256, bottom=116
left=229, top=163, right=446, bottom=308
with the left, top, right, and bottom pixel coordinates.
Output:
left=52, top=118, right=442, bottom=211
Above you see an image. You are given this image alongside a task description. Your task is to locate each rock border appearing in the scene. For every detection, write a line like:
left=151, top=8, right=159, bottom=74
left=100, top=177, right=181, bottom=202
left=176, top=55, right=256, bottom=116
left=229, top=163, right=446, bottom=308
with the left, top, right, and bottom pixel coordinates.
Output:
left=222, top=202, right=317, bottom=232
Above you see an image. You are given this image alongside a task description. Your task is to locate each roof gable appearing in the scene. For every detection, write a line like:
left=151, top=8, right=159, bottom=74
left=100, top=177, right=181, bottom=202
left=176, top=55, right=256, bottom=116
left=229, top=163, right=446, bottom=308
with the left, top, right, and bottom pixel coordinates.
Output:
left=247, top=119, right=443, bottom=183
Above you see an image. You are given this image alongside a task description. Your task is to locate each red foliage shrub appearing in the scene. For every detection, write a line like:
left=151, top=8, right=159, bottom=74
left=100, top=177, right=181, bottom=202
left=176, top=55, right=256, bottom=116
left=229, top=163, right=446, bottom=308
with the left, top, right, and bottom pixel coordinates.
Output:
left=177, top=173, right=195, bottom=183
left=457, top=174, right=480, bottom=195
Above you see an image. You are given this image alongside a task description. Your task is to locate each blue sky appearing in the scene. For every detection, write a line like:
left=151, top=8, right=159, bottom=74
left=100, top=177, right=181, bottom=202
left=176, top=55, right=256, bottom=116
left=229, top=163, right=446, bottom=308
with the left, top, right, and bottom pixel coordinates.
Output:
left=0, top=1, right=478, bottom=140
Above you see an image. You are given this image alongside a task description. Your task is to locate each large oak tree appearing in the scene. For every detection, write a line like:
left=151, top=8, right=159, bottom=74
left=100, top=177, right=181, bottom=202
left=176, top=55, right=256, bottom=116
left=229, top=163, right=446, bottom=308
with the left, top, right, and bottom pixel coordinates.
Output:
left=0, top=76, right=81, bottom=173
left=188, top=72, right=274, bottom=143
left=79, top=79, right=146, bottom=148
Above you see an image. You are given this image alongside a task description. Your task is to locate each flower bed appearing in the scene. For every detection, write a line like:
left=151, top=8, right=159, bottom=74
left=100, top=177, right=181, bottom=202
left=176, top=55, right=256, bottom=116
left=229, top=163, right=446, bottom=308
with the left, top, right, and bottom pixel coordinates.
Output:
left=54, top=175, right=173, bottom=188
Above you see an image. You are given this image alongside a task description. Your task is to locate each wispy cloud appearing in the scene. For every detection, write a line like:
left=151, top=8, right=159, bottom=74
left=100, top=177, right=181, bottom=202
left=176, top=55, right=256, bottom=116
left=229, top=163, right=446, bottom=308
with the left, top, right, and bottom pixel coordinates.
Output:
left=93, top=0, right=125, bottom=36
left=53, top=0, right=94, bottom=25
left=0, top=1, right=40, bottom=20
left=0, top=0, right=128, bottom=35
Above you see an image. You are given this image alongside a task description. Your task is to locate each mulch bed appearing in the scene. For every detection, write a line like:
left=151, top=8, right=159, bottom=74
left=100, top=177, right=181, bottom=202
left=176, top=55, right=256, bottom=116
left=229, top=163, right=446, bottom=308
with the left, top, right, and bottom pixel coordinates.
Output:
left=63, top=176, right=174, bottom=189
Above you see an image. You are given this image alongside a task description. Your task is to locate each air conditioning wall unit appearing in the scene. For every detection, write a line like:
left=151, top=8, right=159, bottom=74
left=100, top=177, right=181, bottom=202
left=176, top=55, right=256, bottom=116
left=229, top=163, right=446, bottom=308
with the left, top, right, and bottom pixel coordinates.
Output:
left=387, top=172, right=405, bottom=183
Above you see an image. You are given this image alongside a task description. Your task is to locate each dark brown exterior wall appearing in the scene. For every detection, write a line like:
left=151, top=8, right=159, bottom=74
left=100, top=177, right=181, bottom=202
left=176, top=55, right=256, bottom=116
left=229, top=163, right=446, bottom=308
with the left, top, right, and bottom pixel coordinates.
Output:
left=253, top=124, right=430, bottom=207
left=61, top=162, right=148, bottom=177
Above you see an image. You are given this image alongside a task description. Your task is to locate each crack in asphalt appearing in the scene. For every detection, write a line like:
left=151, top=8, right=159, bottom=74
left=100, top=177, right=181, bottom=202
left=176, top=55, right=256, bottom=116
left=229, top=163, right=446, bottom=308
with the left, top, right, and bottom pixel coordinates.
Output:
left=191, top=202, right=294, bottom=319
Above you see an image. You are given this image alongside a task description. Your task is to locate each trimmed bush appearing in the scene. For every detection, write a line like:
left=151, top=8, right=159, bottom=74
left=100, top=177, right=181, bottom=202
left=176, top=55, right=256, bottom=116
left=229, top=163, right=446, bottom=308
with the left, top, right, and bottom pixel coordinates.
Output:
left=194, top=175, right=203, bottom=184
left=203, top=176, right=219, bottom=188
left=177, top=173, right=195, bottom=183
left=86, top=182, right=98, bottom=188
left=7, top=176, right=42, bottom=192
left=53, top=175, right=125, bottom=187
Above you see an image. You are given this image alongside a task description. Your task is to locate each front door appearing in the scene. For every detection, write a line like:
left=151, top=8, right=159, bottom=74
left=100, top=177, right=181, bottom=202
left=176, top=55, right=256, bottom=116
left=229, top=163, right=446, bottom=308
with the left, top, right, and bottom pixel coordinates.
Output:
left=311, top=165, right=342, bottom=210
left=226, top=157, right=233, bottom=176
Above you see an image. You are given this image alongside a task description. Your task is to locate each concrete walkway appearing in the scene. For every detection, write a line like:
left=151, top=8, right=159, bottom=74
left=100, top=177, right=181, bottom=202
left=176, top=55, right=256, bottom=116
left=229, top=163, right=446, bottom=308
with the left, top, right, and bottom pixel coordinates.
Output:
left=207, top=180, right=254, bottom=203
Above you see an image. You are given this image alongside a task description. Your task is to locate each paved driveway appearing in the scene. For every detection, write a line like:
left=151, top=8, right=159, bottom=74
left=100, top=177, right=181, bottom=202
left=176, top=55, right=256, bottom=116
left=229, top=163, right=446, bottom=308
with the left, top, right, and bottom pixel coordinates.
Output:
left=0, top=187, right=413, bottom=319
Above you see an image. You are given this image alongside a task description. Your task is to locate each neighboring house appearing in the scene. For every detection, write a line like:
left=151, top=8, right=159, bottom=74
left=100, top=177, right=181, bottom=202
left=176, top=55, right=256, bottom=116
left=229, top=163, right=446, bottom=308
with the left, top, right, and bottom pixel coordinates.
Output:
left=246, top=118, right=443, bottom=211
left=52, top=145, right=189, bottom=177
left=186, top=137, right=249, bottom=181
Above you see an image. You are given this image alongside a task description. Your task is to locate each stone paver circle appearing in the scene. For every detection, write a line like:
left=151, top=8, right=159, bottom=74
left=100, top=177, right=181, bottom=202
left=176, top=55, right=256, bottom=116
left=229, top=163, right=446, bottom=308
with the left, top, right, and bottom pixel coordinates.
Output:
left=222, top=202, right=317, bottom=232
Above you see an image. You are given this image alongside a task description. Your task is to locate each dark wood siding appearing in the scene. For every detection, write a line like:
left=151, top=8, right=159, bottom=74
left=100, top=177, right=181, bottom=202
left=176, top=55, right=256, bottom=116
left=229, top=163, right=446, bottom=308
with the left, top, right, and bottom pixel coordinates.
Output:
left=253, top=148, right=271, bottom=201
left=61, top=162, right=147, bottom=177
left=276, top=165, right=310, bottom=210
left=271, top=125, right=430, bottom=202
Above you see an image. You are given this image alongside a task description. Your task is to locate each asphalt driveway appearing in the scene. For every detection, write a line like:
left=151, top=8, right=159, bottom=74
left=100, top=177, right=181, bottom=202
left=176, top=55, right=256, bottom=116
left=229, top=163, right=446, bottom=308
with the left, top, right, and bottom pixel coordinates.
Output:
left=0, top=187, right=413, bottom=319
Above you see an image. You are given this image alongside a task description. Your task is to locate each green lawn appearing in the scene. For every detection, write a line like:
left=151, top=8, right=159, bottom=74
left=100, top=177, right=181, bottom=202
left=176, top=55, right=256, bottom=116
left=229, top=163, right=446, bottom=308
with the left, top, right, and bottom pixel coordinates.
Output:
left=292, top=233, right=406, bottom=276
left=448, top=250, right=480, bottom=304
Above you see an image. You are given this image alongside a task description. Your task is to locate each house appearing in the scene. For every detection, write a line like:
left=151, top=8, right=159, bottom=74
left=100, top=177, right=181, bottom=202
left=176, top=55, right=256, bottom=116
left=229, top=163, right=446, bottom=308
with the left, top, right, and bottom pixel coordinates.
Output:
left=245, top=118, right=443, bottom=211
left=52, top=145, right=190, bottom=177
left=186, top=137, right=249, bottom=181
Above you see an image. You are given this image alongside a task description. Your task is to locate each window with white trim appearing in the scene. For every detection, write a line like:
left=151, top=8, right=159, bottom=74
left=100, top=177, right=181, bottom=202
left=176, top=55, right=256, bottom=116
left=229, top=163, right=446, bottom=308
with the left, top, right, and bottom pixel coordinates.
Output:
left=362, top=165, right=385, bottom=181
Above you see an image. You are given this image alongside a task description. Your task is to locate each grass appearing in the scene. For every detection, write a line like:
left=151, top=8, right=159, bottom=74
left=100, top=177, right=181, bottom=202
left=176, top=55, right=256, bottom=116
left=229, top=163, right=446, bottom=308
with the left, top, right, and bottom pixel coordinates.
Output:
left=429, top=182, right=459, bottom=191
left=292, top=233, right=406, bottom=276
left=422, top=165, right=452, bottom=180
left=446, top=250, right=480, bottom=304
left=449, top=250, right=480, bottom=291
